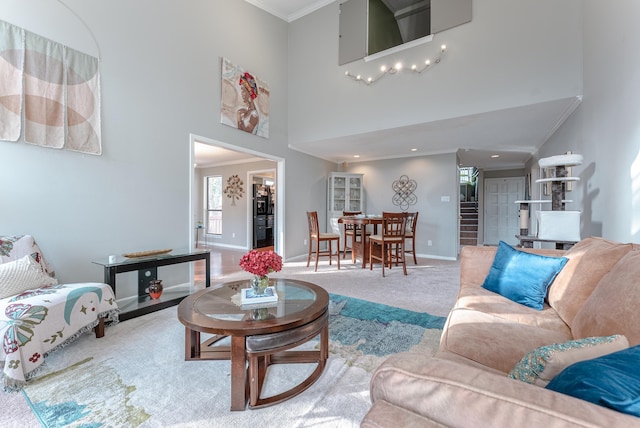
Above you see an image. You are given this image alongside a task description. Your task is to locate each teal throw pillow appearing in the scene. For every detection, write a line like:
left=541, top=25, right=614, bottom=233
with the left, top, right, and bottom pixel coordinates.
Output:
left=482, top=241, right=568, bottom=310
left=545, top=345, right=640, bottom=417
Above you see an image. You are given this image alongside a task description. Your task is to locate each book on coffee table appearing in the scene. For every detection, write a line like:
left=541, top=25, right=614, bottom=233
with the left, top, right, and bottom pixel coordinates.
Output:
left=240, top=300, right=279, bottom=311
left=241, top=286, right=278, bottom=304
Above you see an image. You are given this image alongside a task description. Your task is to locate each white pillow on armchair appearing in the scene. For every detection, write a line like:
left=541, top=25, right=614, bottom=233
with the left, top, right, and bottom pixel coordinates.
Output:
left=0, top=255, right=58, bottom=299
left=0, top=234, right=53, bottom=276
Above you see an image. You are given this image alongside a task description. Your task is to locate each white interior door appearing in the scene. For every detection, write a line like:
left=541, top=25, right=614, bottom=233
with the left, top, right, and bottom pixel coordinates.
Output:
left=483, top=177, right=524, bottom=246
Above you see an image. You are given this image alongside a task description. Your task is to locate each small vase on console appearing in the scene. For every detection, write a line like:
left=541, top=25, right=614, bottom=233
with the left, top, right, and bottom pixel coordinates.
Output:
left=148, top=280, right=163, bottom=299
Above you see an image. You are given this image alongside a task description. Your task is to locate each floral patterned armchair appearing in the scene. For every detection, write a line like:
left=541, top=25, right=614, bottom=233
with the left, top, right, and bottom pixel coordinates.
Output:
left=0, top=235, right=119, bottom=390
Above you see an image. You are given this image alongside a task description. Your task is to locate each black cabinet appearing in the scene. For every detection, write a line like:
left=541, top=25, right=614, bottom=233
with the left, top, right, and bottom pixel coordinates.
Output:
left=93, top=249, right=210, bottom=321
left=253, top=215, right=274, bottom=248
left=253, top=184, right=275, bottom=248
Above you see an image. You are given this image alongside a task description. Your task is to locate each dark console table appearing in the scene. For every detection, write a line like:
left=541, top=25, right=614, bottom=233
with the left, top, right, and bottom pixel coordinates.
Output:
left=93, top=249, right=210, bottom=321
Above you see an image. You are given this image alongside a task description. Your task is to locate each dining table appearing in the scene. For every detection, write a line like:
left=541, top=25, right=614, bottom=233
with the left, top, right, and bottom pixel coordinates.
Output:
left=338, top=215, right=383, bottom=268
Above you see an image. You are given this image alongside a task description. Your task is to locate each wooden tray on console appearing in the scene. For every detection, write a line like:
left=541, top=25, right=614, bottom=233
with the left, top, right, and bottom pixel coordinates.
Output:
left=123, top=249, right=173, bottom=258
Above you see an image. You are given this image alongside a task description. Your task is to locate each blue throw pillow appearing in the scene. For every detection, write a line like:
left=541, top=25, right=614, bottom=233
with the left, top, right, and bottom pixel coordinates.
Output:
left=481, top=241, right=568, bottom=310
left=545, top=345, right=640, bottom=417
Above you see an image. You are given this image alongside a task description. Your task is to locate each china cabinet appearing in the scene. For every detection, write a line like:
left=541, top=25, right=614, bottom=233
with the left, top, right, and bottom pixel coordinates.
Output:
left=327, top=172, right=364, bottom=232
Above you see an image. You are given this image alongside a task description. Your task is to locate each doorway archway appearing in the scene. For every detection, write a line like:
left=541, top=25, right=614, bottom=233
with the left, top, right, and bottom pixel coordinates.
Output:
left=189, top=133, right=285, bottom=256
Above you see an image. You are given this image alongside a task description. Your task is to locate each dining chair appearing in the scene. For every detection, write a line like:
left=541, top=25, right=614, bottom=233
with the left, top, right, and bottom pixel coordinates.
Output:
left=404, top=211, right=419, bottom=264
left=306, top=211, right=341, bottom=272
left=369, top=212, right=408, bottom=277
left=341, top=211, right=370, bottom=260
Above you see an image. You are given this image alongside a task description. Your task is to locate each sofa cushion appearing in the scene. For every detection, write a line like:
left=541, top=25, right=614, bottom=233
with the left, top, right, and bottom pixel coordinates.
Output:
left=572, top=249, right=640, bottom=345
left=454, top=285, right=570, bottom=332
left=440, top=307, right=572, bottom=373
left=0, top=255, right=58, bottom=299
left=509, top=334, right=629, bottom=386
left=482, top=241, right=568, bottom=310
left=547, top=237, right=633, bottom=326
left=545, top=345, right=640, bottom=417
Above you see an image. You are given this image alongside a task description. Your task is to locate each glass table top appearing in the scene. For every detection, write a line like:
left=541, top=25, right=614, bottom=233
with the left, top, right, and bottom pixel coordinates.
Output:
left=92, top=248, right=209, bottom=267
left=193, top=278, right=319, bottom=322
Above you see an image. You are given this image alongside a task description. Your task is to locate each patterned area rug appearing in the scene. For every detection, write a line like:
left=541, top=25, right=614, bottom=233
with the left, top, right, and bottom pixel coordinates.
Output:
left=20, top=294, right=445, bottom=427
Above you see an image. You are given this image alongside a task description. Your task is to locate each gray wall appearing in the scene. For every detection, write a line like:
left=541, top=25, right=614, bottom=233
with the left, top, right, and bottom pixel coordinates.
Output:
left=0, top=0, right=333, bottom=297
left=195, top=159, right=277, bottom=250
left=484, top=169, right=525, bottom=179
left=287, top=0, right=582, bottom=146
left=347, top=153, right=459, bottom=259
left=533, top=0, right=640, bottom=244
left=2, top=0, right=639, bottom=300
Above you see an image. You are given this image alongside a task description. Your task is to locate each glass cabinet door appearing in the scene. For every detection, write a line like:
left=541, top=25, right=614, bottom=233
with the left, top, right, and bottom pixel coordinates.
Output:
left=328, top=173, right=364, bottom=234
left=348, top=177, right=362, bottom=211
left=328, top=174, right=362, bottom=214
left=332, top=176, right=346, bottom=211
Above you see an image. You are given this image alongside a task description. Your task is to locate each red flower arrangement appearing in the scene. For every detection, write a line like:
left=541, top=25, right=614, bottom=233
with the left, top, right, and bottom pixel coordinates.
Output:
left=239, top=250, right=283, bottom=277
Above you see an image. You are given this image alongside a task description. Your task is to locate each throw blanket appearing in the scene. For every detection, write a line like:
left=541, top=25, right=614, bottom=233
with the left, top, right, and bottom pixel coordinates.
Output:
left=0, top=283, right=119, bottom=391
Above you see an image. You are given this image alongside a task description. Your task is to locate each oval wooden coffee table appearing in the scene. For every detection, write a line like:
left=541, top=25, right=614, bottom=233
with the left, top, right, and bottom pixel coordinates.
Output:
left=177, top=278, right=329, bottom=411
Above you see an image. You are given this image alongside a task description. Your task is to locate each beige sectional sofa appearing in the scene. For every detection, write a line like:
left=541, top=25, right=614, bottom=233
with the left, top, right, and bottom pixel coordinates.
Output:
left=362, top=237, right=640, bottom=427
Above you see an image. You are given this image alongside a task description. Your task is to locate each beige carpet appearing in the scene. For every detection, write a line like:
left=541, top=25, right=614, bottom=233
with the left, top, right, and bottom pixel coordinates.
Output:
left=277, top=255, right=460, bottom=317
left=0, top=255, right=460, bottom=427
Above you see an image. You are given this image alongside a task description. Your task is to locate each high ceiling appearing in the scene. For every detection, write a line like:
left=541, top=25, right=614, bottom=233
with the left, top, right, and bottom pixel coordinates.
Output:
left=193, top=143, right=266, bottom=168
left=244, top=0, right=335, bottom=22
left=196, top=94, right=581, bottom=170
left=288, top=97, right=581, bottom=169
left=195, top=1, right=581, bottom=171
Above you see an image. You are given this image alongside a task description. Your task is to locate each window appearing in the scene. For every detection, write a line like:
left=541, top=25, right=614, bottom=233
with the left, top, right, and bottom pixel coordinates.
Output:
left=459, top=167, right=478, bottom=203
left=460, top=167, right=477, bottom=184
left=206, top=175, right=222, bottom=235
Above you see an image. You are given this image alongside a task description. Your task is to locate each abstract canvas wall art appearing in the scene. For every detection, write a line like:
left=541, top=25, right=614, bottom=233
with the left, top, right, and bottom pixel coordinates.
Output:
left=0, top=20, right=23, bottom=141
left=0, top=20, right=101, bottom=155
left=220, top=57, right=270, bottom=139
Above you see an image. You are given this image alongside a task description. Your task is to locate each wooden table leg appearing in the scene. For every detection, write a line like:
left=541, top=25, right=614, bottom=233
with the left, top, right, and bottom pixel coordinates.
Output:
left=320, top=320, right=329, bottom=360
left=230, top=336, right=247, bottom=411
left=352, top=238, right=368, bottom=269
left=362, top=233, right=374, bottom=269
left=184, top=327, right=200, bottom=360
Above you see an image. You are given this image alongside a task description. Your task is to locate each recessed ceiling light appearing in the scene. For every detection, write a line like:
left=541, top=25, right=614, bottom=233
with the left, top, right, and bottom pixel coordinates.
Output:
left=410, top=148, right=417, bottom=152
left=353, top=155, right=360, bottom=158
left=491, top=154, right=500, bottom=158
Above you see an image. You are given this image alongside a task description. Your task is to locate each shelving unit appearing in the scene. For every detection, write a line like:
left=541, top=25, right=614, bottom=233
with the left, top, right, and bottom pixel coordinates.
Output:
left=93, top=249, right=210, bottom=321
left=516, top=153, right=583, bottom=249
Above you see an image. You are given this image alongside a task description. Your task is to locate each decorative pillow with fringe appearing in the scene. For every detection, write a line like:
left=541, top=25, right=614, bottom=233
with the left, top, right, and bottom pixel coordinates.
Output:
left=509, top=335, right=629, bottom=386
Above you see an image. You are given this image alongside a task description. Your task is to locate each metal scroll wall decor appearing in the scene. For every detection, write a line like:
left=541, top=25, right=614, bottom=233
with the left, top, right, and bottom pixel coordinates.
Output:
left=392, top=175, right=417, bottom=211
left=223, top=174, right=244, bottom=206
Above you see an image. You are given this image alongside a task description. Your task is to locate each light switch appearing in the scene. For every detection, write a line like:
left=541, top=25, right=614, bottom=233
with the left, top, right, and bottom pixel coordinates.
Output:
left=441, top=195, right=450, bottom=202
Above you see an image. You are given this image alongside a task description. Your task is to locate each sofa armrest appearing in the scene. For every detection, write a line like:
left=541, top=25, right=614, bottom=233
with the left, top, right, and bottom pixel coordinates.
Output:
left=368, top=353, right=637, bottom=427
